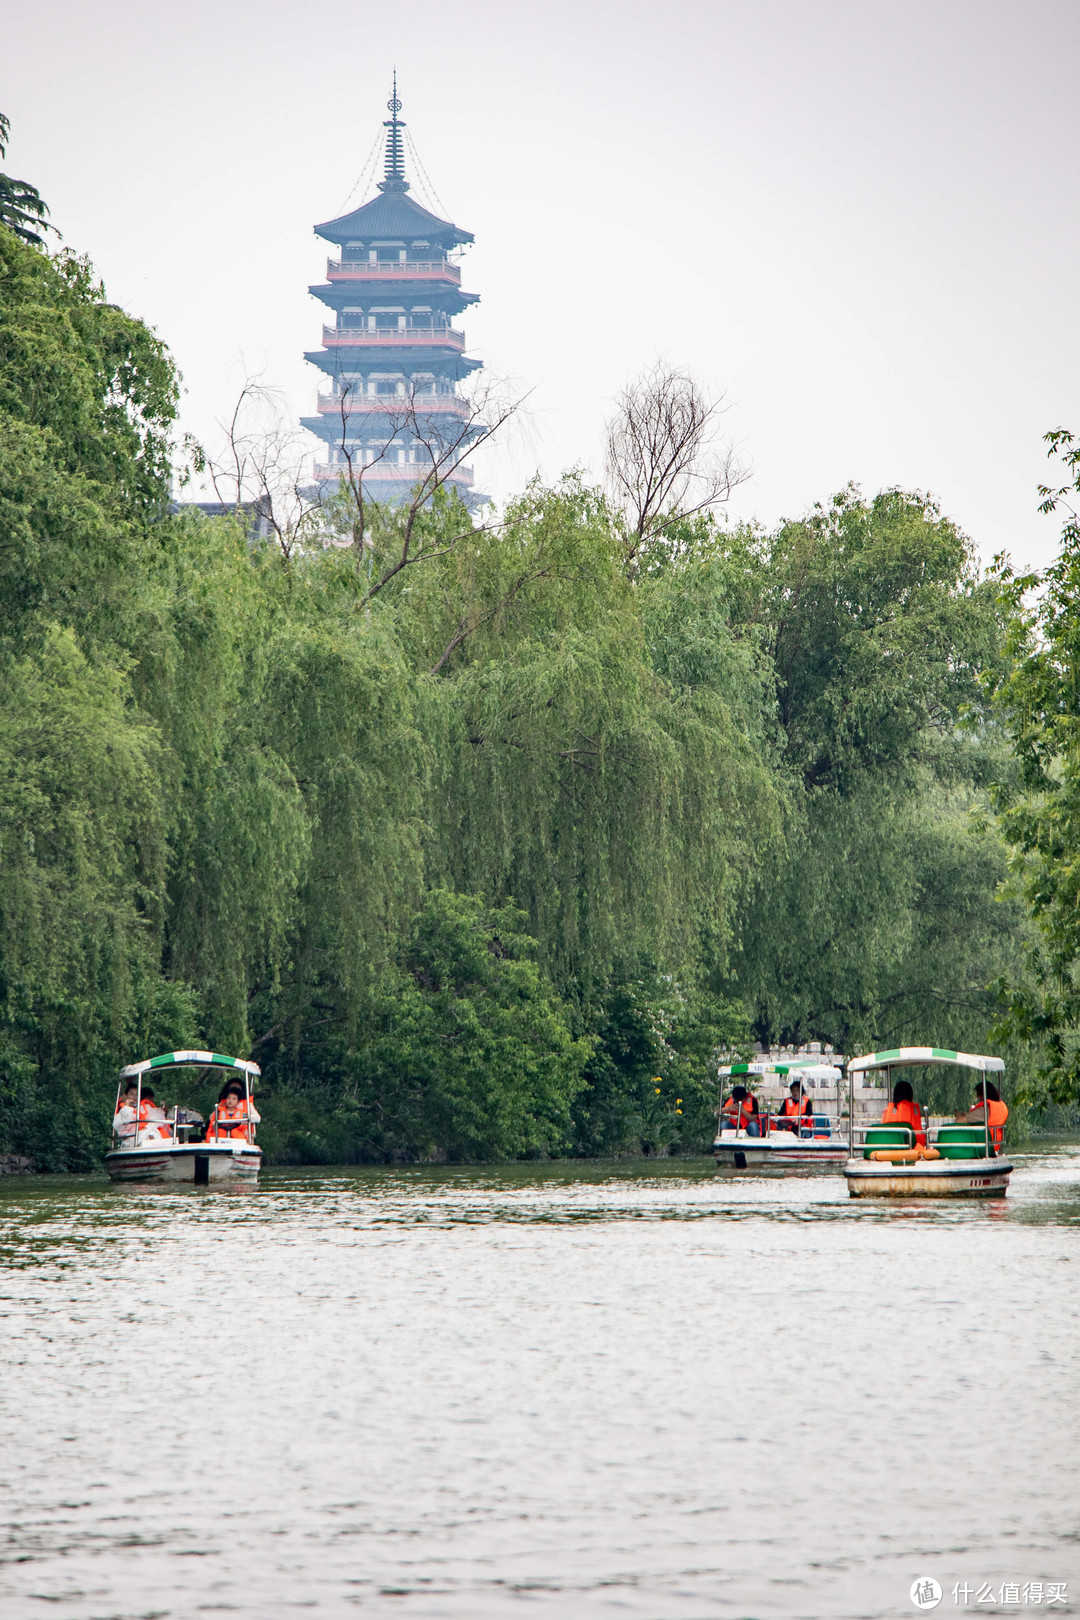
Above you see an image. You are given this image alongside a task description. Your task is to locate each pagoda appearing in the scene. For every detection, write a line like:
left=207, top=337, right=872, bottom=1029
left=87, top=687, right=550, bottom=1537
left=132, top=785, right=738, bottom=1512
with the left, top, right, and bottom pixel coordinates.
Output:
left=303, top=81, right=483, bottom=503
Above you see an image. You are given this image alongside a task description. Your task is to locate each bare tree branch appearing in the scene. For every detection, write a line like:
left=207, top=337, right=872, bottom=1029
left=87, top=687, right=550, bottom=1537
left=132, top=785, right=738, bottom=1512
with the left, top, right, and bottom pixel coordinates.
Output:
left=321, top=374, right=528, bottom=603
left=604, top=362, right=749, bottom=572
left=201, top=380, right=325, bottom=566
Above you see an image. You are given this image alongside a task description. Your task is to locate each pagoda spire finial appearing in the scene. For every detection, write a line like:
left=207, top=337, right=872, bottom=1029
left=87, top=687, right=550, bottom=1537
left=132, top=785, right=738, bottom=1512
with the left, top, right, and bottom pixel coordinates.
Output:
left=378, top=71, right=409, bottom=194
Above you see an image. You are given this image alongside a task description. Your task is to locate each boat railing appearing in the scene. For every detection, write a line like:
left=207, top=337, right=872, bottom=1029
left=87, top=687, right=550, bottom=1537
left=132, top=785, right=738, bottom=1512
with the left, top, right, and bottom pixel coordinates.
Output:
left=716, top=1107, right=851, bottom=1144
left=112, top=1123, right=175, bottom=1149
left=111, top=1108, right=254, bottom=1149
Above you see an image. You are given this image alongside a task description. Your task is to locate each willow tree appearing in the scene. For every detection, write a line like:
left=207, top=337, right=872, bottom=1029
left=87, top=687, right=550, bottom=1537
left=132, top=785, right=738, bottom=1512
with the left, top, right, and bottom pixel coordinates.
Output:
left=382, top=478, right=780, bottom=1003
left=0, top=229, right=189, bottom=1163
left=993, top=430, right=1080, bottom=1104
left=726, top=485, right=1019, bottom=1080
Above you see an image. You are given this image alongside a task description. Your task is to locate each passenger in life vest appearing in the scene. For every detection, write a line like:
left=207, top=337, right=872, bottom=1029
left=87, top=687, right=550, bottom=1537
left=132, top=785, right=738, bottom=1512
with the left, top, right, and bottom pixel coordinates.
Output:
left=776, top=1080, right=814, bottom=1134
left=114, top=1083, right=172, bottom=1141
left=720, top=1084, right=761, bottom=1136
left=206, top=1080, right=259, bottom=1141
left=112, top=1083, right=140, bottom=1141
left=956, top=1080, right=1008, bottom=1146
left=881, top=1078, right=926, bottom=1147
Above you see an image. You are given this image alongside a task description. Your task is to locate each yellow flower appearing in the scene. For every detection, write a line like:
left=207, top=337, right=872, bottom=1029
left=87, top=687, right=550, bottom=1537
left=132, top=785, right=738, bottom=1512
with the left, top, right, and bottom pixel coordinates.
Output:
left=675, top=1108, right=683, bottom=1114
left=676, top=1098, right=682, bottom=1105
left=654, top=1086, right=661, bottom=1094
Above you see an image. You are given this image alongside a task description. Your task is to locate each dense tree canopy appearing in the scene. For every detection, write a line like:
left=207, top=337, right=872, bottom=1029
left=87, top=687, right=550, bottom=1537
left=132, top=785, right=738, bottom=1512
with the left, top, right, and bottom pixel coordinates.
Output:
left=992, top=431, right=1080, bottom=1105
left=0, top=222, right=1045, bottom=1165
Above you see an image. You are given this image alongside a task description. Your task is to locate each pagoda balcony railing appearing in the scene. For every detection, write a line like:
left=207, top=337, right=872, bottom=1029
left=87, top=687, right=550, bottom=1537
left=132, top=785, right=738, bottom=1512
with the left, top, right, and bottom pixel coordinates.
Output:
left=327, top=259, right=461, bottom=282
left=314, top=459, right=474, bottom=487
left=322, top=324, right=465, bottom=350
left=316, top=391, right=470, bottom=415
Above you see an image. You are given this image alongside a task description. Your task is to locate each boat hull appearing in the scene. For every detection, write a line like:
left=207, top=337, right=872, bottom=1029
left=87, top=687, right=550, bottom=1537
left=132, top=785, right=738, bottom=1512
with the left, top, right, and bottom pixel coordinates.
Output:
left=105, top=1144, right=262, bottom=1184
left=714, top=1133, right=849, bottom=1166
left=844, top=1155, right=1011, bottom=1198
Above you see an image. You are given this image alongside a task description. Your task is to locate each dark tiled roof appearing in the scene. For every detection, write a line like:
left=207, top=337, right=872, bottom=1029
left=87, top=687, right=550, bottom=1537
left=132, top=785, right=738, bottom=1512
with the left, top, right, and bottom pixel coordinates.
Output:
left=314, top=188, right=473, bottom=247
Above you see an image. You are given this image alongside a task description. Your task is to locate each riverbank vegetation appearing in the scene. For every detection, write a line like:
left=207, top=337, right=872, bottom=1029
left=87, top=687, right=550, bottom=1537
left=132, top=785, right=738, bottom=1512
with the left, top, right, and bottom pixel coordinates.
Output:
left=0, top=192, right=1066, bottom=1168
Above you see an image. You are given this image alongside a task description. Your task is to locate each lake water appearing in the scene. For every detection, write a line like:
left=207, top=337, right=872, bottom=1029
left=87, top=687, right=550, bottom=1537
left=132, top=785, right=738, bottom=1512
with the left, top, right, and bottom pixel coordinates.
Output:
left=1, top=1149, right=1078, bottom=1620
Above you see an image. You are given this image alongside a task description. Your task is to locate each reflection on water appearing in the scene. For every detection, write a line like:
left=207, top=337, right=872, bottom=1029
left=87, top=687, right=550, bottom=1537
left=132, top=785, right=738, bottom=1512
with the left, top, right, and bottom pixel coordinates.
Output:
left=1, top=1148, right=1078, bottom=1618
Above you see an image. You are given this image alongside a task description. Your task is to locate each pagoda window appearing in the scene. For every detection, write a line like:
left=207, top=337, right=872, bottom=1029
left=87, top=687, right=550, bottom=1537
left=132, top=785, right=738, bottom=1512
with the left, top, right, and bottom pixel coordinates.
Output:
left=343, top=243, right=366, bottom=263
left=340, top=309, right=365, bottom=328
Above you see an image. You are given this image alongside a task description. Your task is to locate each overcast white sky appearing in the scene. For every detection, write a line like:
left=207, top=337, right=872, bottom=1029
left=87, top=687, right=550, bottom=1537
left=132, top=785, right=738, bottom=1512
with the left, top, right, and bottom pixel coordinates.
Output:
left=6, top=0, right=1078, bottom=566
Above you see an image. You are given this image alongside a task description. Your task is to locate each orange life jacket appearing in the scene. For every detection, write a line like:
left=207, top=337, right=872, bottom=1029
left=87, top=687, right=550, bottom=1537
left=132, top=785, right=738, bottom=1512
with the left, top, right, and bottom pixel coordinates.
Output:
left=722, top=1096, right=756, bottom=1129
left=208, top=1099, right=250, bottom=1140
left=138, top=1098, right=171, bottom=1138
left=779, top=1096, right=813, bottom=1133
left=971, top=1098, right=1008, bottom=1146
left=882, top=1099, right=925, bottom=1147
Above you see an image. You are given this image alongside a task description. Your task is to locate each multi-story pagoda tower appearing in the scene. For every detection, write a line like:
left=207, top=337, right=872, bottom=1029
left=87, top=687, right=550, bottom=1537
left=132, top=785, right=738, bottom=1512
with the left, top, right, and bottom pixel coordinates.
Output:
left=302, top=81, right=482, bottom=503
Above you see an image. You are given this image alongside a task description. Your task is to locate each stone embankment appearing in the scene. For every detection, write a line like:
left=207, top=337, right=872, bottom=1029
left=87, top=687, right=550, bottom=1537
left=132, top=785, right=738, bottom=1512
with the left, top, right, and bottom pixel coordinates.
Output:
left=0, top=1155, right=35, bottom=1174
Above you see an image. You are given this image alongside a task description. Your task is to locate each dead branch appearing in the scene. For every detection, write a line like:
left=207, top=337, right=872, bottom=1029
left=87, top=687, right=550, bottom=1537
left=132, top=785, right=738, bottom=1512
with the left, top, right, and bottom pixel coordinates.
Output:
left=322, top=374, right=528, bottom=601
left=604, top=362, right=749, bottom=572
left=202, top=379, right=324, bottom=566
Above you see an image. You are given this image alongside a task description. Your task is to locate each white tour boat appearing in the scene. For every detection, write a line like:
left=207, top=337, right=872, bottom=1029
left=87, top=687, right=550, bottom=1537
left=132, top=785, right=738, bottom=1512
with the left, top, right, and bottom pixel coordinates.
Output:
left=714, top=1060, right=849, bottom=1166
left=105, top=1050, right=262, bottom=1185
left=843, top=1047, right=1012, bottom=1198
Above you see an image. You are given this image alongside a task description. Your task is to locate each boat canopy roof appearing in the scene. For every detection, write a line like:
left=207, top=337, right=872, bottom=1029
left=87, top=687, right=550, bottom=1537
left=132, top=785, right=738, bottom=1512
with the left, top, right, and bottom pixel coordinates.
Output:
left=719, top=1062, right=842, bottom=1081
left=848, top=1046, right=1004, bottom=1075
left=119, top=1050, right=261, bottom=1080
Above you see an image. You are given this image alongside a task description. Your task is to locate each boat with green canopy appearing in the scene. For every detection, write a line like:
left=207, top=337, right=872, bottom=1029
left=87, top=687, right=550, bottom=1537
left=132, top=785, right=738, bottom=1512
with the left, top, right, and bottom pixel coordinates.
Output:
left=843, top=1046, right=1012, bottom=1198
left=105, top=1050, right=262, bottom=1185
left=713, top=1058, right=848, bottom=1166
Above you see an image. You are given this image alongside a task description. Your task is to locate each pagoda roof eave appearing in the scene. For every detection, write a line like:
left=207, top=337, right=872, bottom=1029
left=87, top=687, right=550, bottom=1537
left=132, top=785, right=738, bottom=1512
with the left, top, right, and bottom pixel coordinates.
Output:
left=304, top=349, right=483, bottom=376
left=308, top=284, right=478, bottom=313
left=314, top=189, right=473, bottom=249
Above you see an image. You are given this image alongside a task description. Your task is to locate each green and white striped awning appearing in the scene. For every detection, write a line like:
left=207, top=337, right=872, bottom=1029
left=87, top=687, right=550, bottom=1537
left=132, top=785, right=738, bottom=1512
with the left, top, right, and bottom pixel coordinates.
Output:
left=119, top=1050, right=260, bottom=1080
left=848, top=1047, right=1003, bottom=1075
left=719, top=1061, right=842, bottom=1081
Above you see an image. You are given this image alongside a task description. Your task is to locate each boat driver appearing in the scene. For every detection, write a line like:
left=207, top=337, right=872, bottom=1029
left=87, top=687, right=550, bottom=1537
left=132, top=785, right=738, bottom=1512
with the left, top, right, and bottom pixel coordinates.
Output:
left=720, top=1084, right=761, bottom=1136
left=776, top=1080, right=813, bottom=1135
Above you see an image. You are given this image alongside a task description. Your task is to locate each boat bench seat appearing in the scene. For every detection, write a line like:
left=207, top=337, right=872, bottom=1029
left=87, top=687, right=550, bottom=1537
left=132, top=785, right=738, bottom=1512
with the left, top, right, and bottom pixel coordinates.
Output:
left=863, top=1125, right=915, bottom=1159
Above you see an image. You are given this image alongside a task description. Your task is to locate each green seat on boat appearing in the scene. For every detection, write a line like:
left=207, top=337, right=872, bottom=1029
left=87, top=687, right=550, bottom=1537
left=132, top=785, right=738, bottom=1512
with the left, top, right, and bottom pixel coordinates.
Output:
left=863, top=1125, right=915, bottom=1159
left=935, top=1124, right=995, bottom=1160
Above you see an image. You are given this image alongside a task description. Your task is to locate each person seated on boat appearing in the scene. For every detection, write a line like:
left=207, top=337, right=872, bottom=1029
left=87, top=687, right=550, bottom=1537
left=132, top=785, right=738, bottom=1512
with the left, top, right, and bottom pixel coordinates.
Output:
left=112, top=1083, right=140, bottom=1141
left=776, top=1080, right=814, bottom=1134
left=956, top=1080, right=1008, bottom=1147
left=881, top=1078, right=926, bottom=1147
left=137, top=1085, right=172, bottom=1140
left=206, top=1081, right=259, bottom=1141
left=720, top=1084, right=761, bottom=1136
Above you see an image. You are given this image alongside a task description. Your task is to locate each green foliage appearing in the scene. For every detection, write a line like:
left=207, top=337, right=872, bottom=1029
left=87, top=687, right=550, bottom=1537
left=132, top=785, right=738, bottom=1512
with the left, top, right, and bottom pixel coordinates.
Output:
left=571, top=965, right=750, bottom=1155
left=764, top=486, right=1000, bottom=791
left=0, top=113, right=52, bottom=247
left=0, top=221, right=1039, bottom=1164
left=0, top=628, right=197, bottom=1167
left=722, top=488, right=1020, bottom=1097
left=992, top=430, right=1080, bottom=1104
left=347, top=890, right=591, bottom=1160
